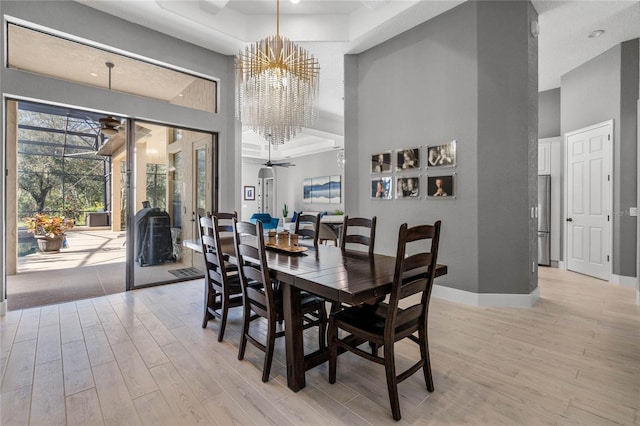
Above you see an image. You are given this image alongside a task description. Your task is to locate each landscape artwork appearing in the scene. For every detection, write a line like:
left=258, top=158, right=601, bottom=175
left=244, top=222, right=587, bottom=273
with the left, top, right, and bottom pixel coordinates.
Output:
left=304, top=175, right=342, bottom=204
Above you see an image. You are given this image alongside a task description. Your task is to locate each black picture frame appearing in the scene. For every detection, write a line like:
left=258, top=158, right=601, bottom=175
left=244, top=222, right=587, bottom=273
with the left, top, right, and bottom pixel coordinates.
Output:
left=426, top=174, right=456, bottom=199
left=244, top=185, right=255, bottom=201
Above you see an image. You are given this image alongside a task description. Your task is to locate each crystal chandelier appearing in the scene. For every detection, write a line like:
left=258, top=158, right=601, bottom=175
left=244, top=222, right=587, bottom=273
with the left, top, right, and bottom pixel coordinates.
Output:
left=235, top=0, right=320, bottom=144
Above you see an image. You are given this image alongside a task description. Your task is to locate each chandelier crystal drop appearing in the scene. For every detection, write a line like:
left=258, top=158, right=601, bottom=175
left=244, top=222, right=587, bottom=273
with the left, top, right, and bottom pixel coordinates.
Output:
left=235, top=0, right=320, bottom=145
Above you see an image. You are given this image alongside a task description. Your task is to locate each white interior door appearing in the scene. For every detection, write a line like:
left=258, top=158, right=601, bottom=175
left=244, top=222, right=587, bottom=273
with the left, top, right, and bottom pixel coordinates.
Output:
left=566, top=121, right=612, bottom=280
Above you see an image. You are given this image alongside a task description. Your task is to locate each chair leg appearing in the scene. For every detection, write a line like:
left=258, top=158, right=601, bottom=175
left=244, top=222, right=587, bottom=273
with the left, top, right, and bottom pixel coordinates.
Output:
left=328, top=316, right=337, bottom=384
left=369, top=342, right=379, bottom=356
left=317, top=302, right=327, bottom=350
left=238, top=304, right=250, bottom=361
left=419, top=325, right=434, bottom=392
left=384, top=345, right=401, bottom=421
left=202, top=286, right=213, bottom=328
left=262, top=317, right=277, bottom=382
left=217, top=293, right=229, bottom=342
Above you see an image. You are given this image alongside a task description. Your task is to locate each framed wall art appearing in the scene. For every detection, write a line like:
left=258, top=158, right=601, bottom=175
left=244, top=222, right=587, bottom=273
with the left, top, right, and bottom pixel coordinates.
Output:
left=370, top=177, right=393, bottom=200
left=396, top=147, right=420, bottom=171
left=427, top=140, right=456, bottom=168
left=426, top=174, right=456, bottom=199
left=396, top=176, right=420, bottom=199
left=371, top=151, right=392, bottom=174
left=244, top=185, right=255, bottom=201
left=303, top=175, right=342, bottom=204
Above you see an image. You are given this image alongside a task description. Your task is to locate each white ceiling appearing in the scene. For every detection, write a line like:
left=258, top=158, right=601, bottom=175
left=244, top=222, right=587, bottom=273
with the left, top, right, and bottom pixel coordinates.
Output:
left=75, top=0, right=640, bottom=159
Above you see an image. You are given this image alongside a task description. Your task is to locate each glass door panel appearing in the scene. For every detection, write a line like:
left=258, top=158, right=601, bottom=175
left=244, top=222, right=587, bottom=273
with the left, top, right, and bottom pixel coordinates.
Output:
left=129, top=122, right=215, bottom=288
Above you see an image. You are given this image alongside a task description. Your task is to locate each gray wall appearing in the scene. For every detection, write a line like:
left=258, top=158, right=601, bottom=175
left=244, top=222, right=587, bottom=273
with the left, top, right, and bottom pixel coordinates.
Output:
left=345, top=1, right=537, bottom=295
left=539, top=88, right=561, bottom=138
left=477, top=0, right=538, bottom=294
left=0, top=1, right=238, bottom=303
left=561, top=39, right=639, bottom=277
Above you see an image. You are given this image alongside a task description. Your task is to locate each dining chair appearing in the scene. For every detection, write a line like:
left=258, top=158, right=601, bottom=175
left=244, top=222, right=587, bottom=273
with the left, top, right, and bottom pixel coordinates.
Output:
left=199, top=215, right=243, bottom=342
left=328, top=220, right=442, bottom=421
left=233, top=219, right=328, bottom=382
left=340, top=215, right=377, bottom=257
left=294, top=213, right=320, bottom=247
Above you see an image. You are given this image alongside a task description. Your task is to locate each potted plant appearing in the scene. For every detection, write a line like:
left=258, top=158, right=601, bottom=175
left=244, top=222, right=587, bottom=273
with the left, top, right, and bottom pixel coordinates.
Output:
left=23, top=213, right=74, bottom=252
left=282, top=203, right=289, bottom=219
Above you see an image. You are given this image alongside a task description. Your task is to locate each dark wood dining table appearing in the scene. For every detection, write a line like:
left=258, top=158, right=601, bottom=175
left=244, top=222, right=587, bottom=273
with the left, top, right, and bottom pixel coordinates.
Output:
left=257, top=244, right=447, bottom=391
left=184, top=238, right=448, bottom=392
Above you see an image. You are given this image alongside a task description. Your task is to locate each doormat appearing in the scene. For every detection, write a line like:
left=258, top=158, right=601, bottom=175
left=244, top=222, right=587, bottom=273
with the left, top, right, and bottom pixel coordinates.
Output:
left=168, top=267, right=204, bottom=279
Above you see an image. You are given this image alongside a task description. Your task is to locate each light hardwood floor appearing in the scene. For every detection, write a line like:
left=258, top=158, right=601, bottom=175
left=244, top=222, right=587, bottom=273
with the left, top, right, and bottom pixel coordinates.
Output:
left=1, top=267, right=638, bottom=425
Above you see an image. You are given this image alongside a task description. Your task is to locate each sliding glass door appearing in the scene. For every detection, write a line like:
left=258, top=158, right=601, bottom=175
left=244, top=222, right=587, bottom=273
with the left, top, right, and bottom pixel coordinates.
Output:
left=127, top=121, right=217, bottom=289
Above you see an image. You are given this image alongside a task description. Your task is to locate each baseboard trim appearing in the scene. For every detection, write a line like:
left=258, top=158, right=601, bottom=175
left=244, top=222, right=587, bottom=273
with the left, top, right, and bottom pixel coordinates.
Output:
left=558, top=261, right=566, bottom=270
left=0, top=300, right=6, bottom=316
left=432, top=285, right=540, bottom=308
left=550, top=260, right=559, bottom=268
left=637, top=289, right=639, bottom=305
left=610, top=274, right=637, bottom=289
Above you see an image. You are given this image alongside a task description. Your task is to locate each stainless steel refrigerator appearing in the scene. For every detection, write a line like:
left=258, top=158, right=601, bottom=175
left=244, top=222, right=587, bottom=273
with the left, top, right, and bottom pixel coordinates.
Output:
left=538, top=175, right=551, bottom=266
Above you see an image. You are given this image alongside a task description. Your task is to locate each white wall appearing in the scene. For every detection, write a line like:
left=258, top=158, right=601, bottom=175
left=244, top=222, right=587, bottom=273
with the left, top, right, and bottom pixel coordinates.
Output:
left=241, top=150, right=345, bottom=223
left=277, top=150, right=345, bottom=216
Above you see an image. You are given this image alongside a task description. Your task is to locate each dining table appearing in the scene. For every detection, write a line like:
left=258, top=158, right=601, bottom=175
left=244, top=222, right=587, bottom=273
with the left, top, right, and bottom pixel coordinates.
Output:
left=183, top=238, right=448, bottom=392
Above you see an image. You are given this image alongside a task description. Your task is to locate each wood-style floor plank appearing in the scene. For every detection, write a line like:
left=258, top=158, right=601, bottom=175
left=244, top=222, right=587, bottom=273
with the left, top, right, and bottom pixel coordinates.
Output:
left=61, top=339, right=95, bottom=396
left=1, top=338, right=37, bottom=393
left=148, top=362, right=216, bottom=425
left=0, top=267, right=638, bottom=425
left=133, top=389, right=181, bottom=426
left=1, top=385, right=31, bottom=426
left=92, top=361, right=142, bottom=426
left=30, top=359, right=65, bottom=425
left=110, top=340, right=158, bottom=398
left=65, top=388, right=104, bottom=426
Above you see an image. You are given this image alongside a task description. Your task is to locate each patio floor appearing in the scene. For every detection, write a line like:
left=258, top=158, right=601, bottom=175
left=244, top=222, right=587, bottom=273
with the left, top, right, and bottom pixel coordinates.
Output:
left=7, top=228, right=198, bottom=310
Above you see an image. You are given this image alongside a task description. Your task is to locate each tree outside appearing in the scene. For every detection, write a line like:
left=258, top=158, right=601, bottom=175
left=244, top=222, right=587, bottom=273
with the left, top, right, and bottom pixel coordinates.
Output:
left=17, top=108, right=109, bottom=226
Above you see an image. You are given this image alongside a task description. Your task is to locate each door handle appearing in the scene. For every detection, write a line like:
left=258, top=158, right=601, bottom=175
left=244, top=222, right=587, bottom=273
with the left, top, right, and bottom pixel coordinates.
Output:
left=566, top=218, right=573, bottom=222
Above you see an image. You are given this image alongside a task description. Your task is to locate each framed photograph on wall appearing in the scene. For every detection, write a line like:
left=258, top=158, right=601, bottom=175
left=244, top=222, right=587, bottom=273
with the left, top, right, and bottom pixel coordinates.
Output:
left=396, top=148, right=420, bottom=171
left=370, top=177, right=393, bottom=200
left=396, top=176, right=421, bottom=199
left=244, top=185, right=255, bottom=201
left=426, top=140, right=456, bottom=168
left=370, top=152, right=392, bottom=174
left=426, top=174, right=456, bottom=199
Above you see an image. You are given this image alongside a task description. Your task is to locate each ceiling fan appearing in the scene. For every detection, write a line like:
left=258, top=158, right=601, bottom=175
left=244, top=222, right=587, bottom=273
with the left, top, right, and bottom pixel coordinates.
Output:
left=263, top=141, right=295, bottom=168
left=98, top=62, right=123, bottom=137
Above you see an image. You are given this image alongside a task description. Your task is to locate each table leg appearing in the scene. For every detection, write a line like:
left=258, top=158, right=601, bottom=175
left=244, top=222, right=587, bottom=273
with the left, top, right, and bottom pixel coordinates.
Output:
left=282, top=282, right=305, bottom=391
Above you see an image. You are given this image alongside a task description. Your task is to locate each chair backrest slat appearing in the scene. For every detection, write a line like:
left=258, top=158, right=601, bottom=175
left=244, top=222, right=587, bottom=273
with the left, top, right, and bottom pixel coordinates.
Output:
left=340, top=215, right=377, bottom=257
